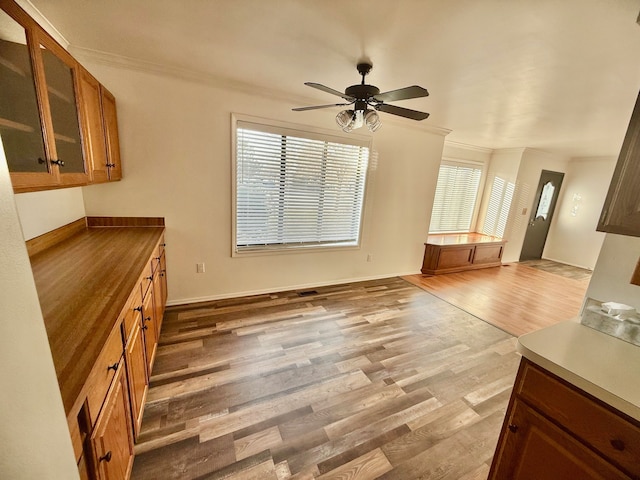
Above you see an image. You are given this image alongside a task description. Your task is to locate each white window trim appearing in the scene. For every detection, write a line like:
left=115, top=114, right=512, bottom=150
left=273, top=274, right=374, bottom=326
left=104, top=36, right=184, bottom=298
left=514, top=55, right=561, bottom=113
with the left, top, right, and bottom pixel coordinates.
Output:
left=231, top=113, right=372, bottom=257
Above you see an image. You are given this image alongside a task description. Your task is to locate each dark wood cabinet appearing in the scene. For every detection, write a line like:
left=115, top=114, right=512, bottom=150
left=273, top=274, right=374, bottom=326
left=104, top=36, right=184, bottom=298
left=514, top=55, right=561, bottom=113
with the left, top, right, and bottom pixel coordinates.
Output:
left=598, top=91, right=640, bottom=237
left=489, top=359, right=640, bottom=479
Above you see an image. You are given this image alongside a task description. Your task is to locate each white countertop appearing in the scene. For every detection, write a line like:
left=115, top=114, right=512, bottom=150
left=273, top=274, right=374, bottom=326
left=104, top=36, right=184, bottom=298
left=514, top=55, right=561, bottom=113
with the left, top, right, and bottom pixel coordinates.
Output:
left=517, top=320, right=640, bottom=421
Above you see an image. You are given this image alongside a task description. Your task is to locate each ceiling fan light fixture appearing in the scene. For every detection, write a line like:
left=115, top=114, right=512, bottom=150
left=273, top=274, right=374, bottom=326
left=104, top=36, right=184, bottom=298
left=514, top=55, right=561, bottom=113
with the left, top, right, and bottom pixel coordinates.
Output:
left=336, top=109, right=354, bottom=129
left=365, top=110, right=382, bottom=132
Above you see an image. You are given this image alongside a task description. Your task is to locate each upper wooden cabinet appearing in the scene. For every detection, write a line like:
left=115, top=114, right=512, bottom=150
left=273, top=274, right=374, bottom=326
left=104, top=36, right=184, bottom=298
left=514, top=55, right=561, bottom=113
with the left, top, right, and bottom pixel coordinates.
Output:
left=0, top=0, right=122, bottom=192
left=78, top=67, right=122, bottom=183
left=598, top=90, right=640, bottom=237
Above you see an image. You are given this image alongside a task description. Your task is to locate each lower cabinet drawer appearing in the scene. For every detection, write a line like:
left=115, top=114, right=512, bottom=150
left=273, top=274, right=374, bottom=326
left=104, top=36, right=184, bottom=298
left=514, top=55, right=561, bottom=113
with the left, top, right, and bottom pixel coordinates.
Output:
left=85, top=322, right=125, bottom=424
left=517, top=361, right=640, bottom=476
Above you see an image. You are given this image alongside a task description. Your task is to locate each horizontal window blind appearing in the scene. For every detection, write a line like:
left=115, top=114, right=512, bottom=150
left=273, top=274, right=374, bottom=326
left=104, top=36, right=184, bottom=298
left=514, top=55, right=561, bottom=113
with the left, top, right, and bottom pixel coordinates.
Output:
left=482, top=176, right=515, bottom=238
left=429, top=162, right=482, bottom=233
left=235, top=122, right=369, bottom=252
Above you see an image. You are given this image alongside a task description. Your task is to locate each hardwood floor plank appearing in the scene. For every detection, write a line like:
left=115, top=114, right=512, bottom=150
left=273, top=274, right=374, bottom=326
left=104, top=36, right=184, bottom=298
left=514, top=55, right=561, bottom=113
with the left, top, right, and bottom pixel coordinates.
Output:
left=403, top=263, right=588, bottom=336
left=132, top=277, right=537, bottom=479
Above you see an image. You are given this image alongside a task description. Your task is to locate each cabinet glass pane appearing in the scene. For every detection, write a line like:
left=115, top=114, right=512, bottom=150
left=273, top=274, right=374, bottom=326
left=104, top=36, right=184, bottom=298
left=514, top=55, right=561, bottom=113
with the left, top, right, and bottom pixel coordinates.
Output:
left=0, top=10, right=47, bottom=172
left=40, top=45, right=85, bottom=173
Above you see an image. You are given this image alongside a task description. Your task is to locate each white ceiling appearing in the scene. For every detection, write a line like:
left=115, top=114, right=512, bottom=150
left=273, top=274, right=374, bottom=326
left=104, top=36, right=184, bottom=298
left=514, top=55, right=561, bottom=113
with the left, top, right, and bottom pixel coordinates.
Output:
left=28, top=0, right=640, bottom=157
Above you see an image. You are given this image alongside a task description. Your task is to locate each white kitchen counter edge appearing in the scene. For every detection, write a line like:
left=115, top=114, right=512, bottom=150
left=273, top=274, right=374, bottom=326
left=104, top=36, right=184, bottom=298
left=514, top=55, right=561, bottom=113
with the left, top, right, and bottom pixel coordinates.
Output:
left=517, top=320, right=640, bottom=421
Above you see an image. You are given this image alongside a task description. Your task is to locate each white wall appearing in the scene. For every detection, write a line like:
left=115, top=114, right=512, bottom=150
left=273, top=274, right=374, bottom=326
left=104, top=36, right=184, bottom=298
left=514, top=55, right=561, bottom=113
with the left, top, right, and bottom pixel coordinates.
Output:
left=543, top=156, right=617, bottom=269
left=0, top=142, right=79, bottom=479
left=14, top=188, right=86, bottom=240
left=476, top=148, right=523, bottom=237
left=77, top=60, right=447, bottom=303
left=502, top=148, right=570, bottom=263
left=586, top=234, right=640, bottom=311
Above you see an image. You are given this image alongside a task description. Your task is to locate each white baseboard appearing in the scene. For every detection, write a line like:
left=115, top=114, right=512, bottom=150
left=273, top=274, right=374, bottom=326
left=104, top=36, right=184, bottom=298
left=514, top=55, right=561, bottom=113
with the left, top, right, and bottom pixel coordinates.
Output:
left=166, top=271, right=421, bottom=307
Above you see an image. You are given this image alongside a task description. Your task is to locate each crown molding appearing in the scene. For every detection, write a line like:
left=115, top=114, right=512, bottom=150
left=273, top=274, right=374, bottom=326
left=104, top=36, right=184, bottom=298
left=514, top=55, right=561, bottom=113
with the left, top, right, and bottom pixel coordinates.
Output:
left=444, top=140, right=493, bottom=153
left=17, top=0, right=69, bottom=47
left=69, top=45, right=452, bottom=138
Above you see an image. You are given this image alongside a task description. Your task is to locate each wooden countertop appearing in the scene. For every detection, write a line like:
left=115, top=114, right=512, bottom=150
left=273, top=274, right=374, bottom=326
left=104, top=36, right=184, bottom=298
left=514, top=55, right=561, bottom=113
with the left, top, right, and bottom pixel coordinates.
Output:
left=518, top=321, right=640, bottom=421
left=29, top=223, right=165, bottom=415
left=426, top=233, right=505, bottom=246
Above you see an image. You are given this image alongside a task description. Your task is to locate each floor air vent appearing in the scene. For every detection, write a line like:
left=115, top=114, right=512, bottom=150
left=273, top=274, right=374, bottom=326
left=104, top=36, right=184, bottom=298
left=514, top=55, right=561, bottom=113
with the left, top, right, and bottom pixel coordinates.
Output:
left=297, top=290, right=318, bottom=297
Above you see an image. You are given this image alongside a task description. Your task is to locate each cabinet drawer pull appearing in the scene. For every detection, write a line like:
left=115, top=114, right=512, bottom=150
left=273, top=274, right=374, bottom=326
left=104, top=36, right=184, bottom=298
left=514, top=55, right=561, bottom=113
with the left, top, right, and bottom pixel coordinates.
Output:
left=107, top=362, right=118, bottom=372
left=99, top=451, right=112, bottom=462
left=51, top=159, right=65, bottom=167
left=508, top=424, right=518, bottom=433
left=610, top=438, right=625, bottom=451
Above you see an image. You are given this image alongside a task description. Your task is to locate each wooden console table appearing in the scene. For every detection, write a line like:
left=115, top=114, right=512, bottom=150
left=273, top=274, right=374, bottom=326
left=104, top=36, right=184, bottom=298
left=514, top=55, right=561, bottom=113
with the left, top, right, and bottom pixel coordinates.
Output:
left=421, top=233, right=505, bottom=275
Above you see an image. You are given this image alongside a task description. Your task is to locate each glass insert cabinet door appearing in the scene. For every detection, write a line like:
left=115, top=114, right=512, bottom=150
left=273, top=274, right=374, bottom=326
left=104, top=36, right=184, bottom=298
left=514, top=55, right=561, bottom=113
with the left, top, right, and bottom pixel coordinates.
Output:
left=39, top=39, right=85, bottom=173
left=0, top=8, right=48, bottom=173
left=0, top=2, right=89, bottom=190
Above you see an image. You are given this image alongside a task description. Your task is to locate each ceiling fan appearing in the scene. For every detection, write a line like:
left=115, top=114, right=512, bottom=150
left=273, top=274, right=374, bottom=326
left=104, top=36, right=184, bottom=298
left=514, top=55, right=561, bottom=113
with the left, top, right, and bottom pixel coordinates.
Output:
left=293, top=62, right=430, bottom=133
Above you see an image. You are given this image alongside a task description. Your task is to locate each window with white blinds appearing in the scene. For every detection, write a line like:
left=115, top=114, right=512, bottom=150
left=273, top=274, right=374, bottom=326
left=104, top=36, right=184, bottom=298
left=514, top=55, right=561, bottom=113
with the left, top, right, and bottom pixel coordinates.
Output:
left=482, top=176, right=515, bottom=238
left=234, top=120, right=370, bottom=252
left=429, top=161, right=483, bottom=233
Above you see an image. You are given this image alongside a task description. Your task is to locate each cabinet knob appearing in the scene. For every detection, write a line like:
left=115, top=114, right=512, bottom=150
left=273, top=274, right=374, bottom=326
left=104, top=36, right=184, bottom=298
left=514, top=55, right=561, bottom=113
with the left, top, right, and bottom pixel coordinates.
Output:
left=99, top=451, right=112, bottom=463
left=161, top=243, right=166, bottom=247
left=51, top=159, right=65, bottom=167
left=142, top=325, right=148, bottom=330
left=134, top=306, right=143, bottom=312
left=610, top=438, right=625, bottom=451
left=106, top=163, right=116, bottom=168
left=146, top=276, right=153, bottom=281
left=144, top=316, right=151, bottom=323
left=107, top=362, right=118, bottom=372
left=508, top=424, right=518, bottom=433
left=38, top=157, right=47, bottom=165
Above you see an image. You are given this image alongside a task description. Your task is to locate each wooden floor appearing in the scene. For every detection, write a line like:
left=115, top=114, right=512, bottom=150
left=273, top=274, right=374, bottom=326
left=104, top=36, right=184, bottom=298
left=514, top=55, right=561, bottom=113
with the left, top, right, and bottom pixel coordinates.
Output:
left=131, top=277, right=520, bottom=479
left=403, top=263, right=590, bottom=337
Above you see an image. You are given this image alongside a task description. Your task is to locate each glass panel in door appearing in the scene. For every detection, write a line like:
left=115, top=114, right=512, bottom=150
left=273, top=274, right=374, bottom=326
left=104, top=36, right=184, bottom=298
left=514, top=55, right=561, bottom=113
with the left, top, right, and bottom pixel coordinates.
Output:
left=0, top=9, right=48, bottom=172
left=40, top=43, right=85, bottom=173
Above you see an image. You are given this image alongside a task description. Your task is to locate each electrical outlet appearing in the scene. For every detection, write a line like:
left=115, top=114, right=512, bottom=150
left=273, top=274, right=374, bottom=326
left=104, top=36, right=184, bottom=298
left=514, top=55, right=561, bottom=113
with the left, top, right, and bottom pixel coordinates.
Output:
left=196, top=263, right=205, bottom=273
left=367, top=254, right=373, bottom=262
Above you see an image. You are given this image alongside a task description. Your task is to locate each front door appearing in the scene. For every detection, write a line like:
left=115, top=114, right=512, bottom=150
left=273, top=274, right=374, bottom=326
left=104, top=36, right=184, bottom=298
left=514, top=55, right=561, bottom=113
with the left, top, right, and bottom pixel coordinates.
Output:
left=520, top=170, right=564, bottom=261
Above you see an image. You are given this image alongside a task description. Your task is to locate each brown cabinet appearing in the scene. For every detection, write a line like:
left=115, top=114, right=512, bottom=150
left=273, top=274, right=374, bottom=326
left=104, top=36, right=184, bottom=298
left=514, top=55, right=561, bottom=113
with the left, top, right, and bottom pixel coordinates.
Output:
left=90, top=360, right=134, bottom=480
left=122, top=290, right=148, bottom=439
left=489, top=359, right=640, bottom=479
left=78, top=67, right=122, bottom=183
left=421, top=233, right=505, bottom=275
left=598, top=91, right=640, bottom=237
left=0, top=0, right=122, bottom=192
left=27, top=219, right=167, bottom=480
left=141, top=284, right=158, bottom=375
left=101, top=86, right=122, bottom=181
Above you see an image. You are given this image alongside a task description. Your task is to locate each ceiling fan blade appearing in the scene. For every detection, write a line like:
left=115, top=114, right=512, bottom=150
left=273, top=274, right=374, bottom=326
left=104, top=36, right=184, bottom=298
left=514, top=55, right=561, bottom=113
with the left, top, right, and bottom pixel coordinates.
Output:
left=373, top=85, right=429, bottom=102
left=305, top=82, right=355, bottom=101
left=293, top=102, right=353, bottom=111
left=376, top=103, right=430, bottom=121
